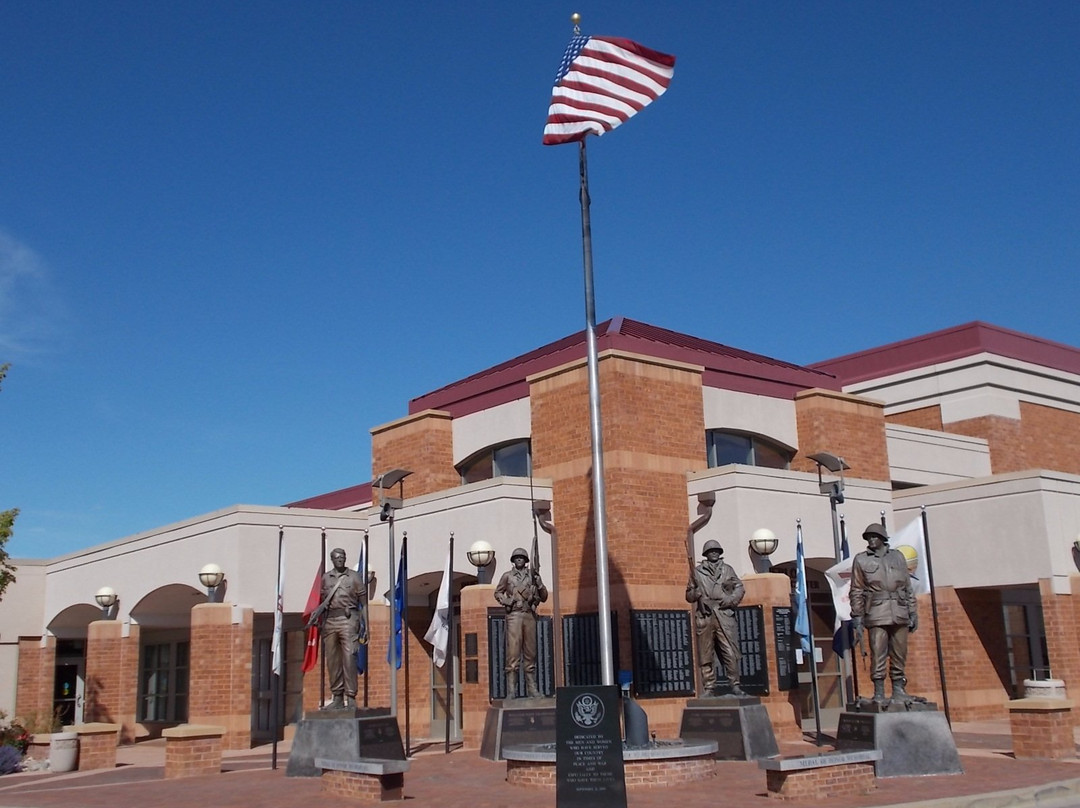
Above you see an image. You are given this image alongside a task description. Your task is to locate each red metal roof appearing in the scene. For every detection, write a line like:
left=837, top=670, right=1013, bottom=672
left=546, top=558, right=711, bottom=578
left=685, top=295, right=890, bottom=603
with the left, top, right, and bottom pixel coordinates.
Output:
left=285, top=481, right=372, bottom=511
left=408, top=317, right=840, bottom=418
left=810, top=321, right=1080, bottom=385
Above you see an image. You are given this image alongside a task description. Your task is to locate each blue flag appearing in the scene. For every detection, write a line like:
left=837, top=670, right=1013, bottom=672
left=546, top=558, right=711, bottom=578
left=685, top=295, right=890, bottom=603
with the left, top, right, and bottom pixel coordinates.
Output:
left=794, top=525, right=812, bottom=655
left=387, top=551, right=404, bottom=670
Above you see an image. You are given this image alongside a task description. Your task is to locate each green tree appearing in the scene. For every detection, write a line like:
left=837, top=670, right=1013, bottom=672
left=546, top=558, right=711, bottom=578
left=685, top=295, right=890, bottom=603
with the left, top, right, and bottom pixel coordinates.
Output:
left=0, top=363, right=17, bottom=599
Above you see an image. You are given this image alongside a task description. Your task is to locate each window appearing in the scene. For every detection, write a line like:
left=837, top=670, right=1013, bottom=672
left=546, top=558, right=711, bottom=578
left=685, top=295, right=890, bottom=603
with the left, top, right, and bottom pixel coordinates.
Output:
left=458, top=440, right=531, bottom=485
left=706, top=430, right=792, bottom=470
left=139, top=641, right=189, bottom=722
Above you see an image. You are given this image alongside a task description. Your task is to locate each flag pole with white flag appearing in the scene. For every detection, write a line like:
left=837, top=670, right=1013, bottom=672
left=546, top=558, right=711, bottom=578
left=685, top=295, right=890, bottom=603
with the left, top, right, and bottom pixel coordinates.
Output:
left=271, top=526, right=285, bottom=769
left=543, top=13, right=675, bottom=687
left=422, top=532, right=455, bottom=752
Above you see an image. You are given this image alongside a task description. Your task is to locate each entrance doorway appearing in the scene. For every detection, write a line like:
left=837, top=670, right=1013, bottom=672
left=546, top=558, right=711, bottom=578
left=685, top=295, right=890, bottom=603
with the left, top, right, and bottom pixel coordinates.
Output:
left=429, top=612, right=461, bottom=742
left=54, top=639, right=86, bottom=726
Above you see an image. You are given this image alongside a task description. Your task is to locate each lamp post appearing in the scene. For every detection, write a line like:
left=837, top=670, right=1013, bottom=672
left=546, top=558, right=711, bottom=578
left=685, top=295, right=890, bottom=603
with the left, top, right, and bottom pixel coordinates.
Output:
left=748, top=528, right=779, bottom=573
left=94, top=586, right=118, bottom=619
left=466, top=540, right=495, bottom=584
left=199, top=563, right=225, bottom=602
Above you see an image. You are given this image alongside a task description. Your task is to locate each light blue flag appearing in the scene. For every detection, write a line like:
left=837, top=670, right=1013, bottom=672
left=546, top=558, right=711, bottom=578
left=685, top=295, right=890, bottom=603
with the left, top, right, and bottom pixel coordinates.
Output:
left=794, top=524, right=812, bottom=655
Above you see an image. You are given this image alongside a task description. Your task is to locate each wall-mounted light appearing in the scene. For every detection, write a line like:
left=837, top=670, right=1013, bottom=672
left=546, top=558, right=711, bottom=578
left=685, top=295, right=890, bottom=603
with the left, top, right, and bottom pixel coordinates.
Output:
left=749, top=528, right=779, bottom=557
left=199, top=563, right=226, bottom=602
left=467, top=540, right=496, bottom=583
left=94, top=586, right=118, bottom=619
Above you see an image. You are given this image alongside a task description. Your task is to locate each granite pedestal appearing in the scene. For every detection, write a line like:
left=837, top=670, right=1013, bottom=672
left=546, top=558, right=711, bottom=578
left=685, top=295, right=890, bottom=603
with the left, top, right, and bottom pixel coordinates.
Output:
left=479, top=697, right=556, bottom=761
left=835, top=705, right=962, bottom=778
left=286, top=708, right=403, bottom=778
left=678, top=696, right=779, bottom=761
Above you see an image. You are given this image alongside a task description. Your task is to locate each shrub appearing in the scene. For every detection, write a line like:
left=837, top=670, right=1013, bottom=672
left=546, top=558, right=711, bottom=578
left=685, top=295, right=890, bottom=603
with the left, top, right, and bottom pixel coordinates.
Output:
left=0, top=744, right=21, bottom=776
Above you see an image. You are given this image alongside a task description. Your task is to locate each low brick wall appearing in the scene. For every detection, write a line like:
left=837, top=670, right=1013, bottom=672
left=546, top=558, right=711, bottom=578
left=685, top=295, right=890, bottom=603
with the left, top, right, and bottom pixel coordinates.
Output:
left=162, top=724, right=226, bottom=779
left=71, top=723, right=120, bottom=771
left=321, top=768, right=405, bottom=802
left=1009, top=699, right=1076, bottom=760
left=765, top=761, right=876, bottom=800
left=506, top=755, right=716, bottom=790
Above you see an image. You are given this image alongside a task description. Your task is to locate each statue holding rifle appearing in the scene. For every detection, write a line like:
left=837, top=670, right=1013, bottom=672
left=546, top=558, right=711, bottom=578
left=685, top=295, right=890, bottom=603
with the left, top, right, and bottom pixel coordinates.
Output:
left=494, top=544, right=548, bottom=699
left=306, top=547, right=368, bottom=709
left=850, top=523, right=921, bottom=706
left=686, top=539, right=746, bottom=696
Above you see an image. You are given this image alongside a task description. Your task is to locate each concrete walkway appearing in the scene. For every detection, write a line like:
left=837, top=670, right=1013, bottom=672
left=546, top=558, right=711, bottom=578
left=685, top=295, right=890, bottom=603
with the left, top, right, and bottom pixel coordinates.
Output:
left=0, top=720, right=1077, bottom=808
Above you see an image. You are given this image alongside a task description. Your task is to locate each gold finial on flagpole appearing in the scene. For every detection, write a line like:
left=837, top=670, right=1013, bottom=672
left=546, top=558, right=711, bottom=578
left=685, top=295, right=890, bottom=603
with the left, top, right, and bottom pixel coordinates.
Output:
left=571, top=12, right=581, bottom=35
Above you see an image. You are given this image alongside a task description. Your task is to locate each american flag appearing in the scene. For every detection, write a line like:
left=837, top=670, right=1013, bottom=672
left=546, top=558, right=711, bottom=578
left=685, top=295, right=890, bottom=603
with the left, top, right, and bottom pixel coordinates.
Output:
left=543, top=35, right=675, bottom=146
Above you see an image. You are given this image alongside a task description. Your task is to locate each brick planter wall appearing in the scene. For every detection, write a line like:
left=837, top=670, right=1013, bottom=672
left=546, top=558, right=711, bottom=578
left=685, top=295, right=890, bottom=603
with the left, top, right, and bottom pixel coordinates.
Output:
left=321, top=768, right=405, bottom=801
left=72, top=723, right=120, bottom=770
left=162, top=724, right=225, bottom=779
left=765, top=762, right=876, bottom=800
left=506, top=754, right=716, bottom=790
left=1008, top=699, right=1076, bottom=760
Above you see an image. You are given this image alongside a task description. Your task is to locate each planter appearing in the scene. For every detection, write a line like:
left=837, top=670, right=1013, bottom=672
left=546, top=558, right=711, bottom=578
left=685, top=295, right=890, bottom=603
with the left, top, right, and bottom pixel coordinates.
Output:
left=27, top=732, right=79, bottom=773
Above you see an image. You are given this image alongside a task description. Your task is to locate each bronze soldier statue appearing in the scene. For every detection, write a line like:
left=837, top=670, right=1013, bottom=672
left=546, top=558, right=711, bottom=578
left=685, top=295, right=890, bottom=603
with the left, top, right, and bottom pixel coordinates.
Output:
left=686, top=539, right=745, bottom=696
left=850, top=523, right=919, bottom=704
left=306, top=547, right=367, bottom=709
left=494, top=547, right=548, bottom=698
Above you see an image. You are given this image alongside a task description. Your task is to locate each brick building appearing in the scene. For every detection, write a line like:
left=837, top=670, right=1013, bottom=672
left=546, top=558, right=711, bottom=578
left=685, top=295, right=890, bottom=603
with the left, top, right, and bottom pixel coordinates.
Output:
left=2, top=318, right=1078, bottom=748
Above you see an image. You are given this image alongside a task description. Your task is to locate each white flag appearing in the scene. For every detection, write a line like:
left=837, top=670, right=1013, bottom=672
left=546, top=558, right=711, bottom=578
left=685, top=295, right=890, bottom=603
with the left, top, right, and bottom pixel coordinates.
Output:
left=271, top=530, right=286, bottom=676
left=891, top=517, right=931, bottom=596
left=423, top=548, right=452, bottom=667
left=825, top=554, right=854, bottom=625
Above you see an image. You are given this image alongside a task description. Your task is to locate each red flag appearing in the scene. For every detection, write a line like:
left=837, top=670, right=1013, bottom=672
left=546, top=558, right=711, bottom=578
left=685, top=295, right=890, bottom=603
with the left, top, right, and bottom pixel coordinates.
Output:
left=543, top=35, right=675, bottom=146
left=301, top=565, right=322, bottom=674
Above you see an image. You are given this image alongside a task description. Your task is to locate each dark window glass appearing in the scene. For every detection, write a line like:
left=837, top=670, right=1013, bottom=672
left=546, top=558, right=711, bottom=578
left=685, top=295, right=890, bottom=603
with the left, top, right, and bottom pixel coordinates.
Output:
left=459, top=440, right=531, bottom=484
left=706, top=430, right=792, bottom=470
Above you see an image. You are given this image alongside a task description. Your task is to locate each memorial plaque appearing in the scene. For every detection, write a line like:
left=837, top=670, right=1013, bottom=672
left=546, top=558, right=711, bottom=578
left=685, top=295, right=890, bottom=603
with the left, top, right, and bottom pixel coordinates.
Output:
left=681, top=706, right=744, bottom=758
left=735, top=605, right=769, bottom=695
left=629, top=609, right=695, bottom=697
left=772, top=606, right=797, bottom=692
left=356, top=715, right=407, bottom=759
left=562, top=612, right=619, bottom=687
left=836, top=712, right=875, bottom=749
left=556, top=685, right=626, bottom=808
left=488, top=613, right=555, bottom=699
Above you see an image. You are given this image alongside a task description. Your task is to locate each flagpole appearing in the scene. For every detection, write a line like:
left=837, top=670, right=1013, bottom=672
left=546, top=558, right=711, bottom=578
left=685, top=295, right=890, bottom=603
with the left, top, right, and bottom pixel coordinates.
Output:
left=840, top=515, right=859, bottom=703
left=320, top=529, right=327, bottom=708
left=402, top=532, right=411, bottom=756
left=388, top=507, right=398, bottom=717
left=272, top=526, right=284, bottom=770
left=578, top=137, right=615, bottom=687
left=797, top=520, right=823, bottom=746
left=445, top=531, right=454, bottom=754
left=920, top=507, right=951, bottom=725
left=363, top=529, right=370, bottom=708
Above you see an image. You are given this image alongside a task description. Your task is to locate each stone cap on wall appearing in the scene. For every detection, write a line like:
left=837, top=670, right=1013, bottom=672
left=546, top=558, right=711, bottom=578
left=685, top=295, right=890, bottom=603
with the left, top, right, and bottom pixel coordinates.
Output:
left=162, top=724, right=227, bottom=739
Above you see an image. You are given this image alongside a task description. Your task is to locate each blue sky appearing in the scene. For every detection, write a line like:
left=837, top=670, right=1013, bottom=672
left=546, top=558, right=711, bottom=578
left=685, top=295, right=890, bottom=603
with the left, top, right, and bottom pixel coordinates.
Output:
left=2, top=1, right=1078, bottom=559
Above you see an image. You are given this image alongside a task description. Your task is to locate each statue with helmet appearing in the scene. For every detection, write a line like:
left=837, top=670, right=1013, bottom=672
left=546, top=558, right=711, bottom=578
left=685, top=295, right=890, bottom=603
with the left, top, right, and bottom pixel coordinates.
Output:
left=850, top=522, right=921, bottom=705
left=686, top=539, right=746, bottom=696
left=494, top=545, right=548, bottom=698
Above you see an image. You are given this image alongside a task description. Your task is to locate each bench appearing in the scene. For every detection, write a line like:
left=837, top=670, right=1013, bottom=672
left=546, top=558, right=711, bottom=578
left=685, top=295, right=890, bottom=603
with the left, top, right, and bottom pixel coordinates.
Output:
left=315, top=757, right=411, bottom=802
left=758, top=749, right=882, bottom=800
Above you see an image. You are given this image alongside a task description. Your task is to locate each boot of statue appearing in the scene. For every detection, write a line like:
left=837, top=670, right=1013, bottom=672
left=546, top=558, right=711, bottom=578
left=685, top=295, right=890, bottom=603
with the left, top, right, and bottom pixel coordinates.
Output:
left=525, top=672, right=541, bottom=698
left=891, top=678, right=913, bottom=703
left=872, top=679, right=887, bottom=706
left=321, top=693, right=345, bottom=710
left=505, top=672, right=518, bottom=700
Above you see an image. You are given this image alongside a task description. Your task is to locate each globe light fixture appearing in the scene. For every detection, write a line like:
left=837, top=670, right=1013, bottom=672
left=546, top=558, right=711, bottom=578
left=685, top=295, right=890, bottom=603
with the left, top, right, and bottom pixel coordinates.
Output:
left=749, top=528, right=779, bottom=556
left=94, top=586, right=118, bottom=618
left=199, top=563, right=226, bottom=601
left=467, top=540, right=496, bottom=583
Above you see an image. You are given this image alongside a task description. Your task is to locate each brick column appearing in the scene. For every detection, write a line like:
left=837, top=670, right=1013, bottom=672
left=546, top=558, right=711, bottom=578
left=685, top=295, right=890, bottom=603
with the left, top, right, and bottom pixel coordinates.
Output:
left=1008, top=699, right=1076, bottom=759
left=84, top=620, right=140, bottom=742
left=744, top=573, right=803, bottom=742
left=1041, top=578, right=1080, bottom=727
left=529, top=350, right=707, bottom=733
left=188, top=603, right=253, bottom=750
left=163, top=724, right=225, bottom=778
left=459, top=584, right=494, bottom=749
left=370, top=410, right=457, bottom=499
left=71, top=722, right=120, bottom=770
left=15, top=635, right=55, bottom=722
left=792, top=389, right=889, bottom=481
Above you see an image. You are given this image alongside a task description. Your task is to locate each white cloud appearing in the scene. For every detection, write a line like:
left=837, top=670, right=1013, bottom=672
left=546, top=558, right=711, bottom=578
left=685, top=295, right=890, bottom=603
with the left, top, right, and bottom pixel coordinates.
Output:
left=0, top=230, right=66, bottom=358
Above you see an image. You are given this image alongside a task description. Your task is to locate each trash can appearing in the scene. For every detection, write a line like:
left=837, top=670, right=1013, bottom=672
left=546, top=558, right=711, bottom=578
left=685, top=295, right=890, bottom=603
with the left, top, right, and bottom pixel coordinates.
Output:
left=49, top=732, right=79, bottom=773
